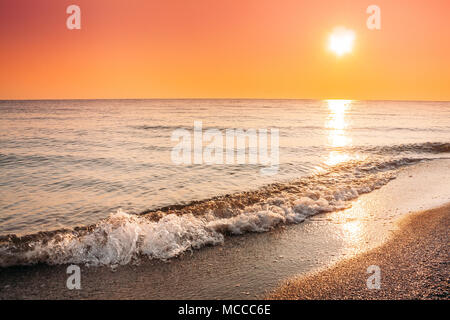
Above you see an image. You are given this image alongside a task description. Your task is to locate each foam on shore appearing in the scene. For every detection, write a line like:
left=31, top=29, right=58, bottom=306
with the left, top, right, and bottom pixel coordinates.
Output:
left=0, top=155, right=433, bottom=267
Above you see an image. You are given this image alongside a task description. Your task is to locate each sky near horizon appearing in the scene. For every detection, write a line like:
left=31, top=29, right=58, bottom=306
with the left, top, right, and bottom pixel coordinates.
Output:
left=0, top=0, right=449, bottom=101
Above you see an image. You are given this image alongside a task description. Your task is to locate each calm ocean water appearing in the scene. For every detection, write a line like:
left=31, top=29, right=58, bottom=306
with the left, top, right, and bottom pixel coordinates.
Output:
left=0, top=99, right=449, bottom=266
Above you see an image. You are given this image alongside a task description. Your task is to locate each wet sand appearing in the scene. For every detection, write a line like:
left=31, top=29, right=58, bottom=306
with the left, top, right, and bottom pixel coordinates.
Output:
left=268, top=204, right=449, bottom=300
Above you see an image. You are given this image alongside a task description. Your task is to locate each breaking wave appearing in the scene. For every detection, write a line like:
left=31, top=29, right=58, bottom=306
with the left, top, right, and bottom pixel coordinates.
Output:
left=0, top=155, right=436, bottom=268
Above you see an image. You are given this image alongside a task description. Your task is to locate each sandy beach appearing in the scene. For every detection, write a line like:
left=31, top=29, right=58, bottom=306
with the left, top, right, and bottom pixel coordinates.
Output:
left=268, top=204, right=449, bottom=300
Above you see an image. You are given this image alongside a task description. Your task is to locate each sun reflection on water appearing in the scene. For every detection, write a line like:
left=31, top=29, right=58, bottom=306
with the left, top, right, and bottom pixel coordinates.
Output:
left=326, top=204, right=371, bottom=255
left=341, top=219, right=364, bottom=246
left=325, top=100, right=353, bottom=166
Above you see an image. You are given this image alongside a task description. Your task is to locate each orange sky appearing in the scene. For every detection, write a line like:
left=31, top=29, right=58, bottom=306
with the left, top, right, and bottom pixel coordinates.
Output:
left=0, top=0, right=449, bottom=100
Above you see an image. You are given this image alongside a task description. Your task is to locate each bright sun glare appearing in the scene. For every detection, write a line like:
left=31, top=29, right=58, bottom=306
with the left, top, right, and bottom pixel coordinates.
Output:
left=328, top=27, right=355, bottom=57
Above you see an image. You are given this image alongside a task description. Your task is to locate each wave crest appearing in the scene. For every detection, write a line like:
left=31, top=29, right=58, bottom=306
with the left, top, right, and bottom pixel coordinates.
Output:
left=0, top=156, right=406, bottom=267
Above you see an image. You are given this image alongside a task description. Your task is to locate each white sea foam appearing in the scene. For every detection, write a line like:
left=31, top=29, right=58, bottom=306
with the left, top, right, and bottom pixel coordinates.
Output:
left=0, top=164, right=399, bottom=267
left=14, top=212, right=224, bottom=266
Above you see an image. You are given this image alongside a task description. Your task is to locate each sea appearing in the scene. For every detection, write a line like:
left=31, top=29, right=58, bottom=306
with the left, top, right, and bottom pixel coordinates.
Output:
left=0, top=99, right=449, bottom=267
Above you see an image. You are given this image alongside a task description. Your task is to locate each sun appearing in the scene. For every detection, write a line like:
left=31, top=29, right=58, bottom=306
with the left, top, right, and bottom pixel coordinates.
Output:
left=328, top=27, right=355, bottom=57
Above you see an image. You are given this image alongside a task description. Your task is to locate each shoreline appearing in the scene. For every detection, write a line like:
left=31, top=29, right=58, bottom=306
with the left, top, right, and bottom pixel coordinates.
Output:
left=0, top=160, right=449, bottom=299
left=0, top=204, right=448, bottom=300
left=267, top=204, right=450, bottom=300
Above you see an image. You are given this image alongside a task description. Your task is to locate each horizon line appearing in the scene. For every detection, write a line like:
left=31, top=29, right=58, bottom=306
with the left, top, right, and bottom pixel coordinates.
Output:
left=0, top=97, right=449, bottom=103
